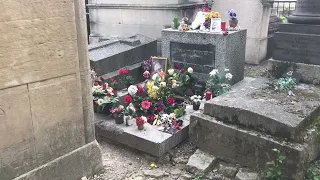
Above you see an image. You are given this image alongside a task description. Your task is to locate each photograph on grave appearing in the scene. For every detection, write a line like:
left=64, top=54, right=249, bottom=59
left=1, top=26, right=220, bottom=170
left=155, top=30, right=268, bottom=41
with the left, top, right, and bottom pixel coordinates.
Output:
left=151, top=56, right=168, bottom=73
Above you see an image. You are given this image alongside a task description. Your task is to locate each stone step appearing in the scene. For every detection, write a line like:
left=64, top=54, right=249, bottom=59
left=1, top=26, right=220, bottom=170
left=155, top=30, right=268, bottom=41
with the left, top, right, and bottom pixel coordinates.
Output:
left=189, top=112, right=318, bottom=180
left=203, top=77, right=320, bottom=142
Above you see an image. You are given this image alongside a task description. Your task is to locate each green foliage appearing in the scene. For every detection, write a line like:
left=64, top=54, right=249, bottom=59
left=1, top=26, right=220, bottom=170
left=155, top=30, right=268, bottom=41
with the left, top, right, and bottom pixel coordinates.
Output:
left=173, top=17, right=180, bottom=29
left=268, top=77, right=297, bottom=92
left=174, top=108, right=186, bottom=118
left=266, top=149, right=286, bottom=180
left=307, top=160, right=320, bottom=180
left=312, top=116, right=320, bottom=135
left=206, top=70, right=232, bottom=98
left=280, top=16, right=288, bottom=23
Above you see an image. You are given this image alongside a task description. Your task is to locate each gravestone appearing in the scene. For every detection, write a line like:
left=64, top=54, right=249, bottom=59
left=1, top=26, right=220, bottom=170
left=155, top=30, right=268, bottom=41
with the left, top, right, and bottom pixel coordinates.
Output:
left=162, top=29, right=247, bottom=85
left=270, top=0, right=320, bottom=84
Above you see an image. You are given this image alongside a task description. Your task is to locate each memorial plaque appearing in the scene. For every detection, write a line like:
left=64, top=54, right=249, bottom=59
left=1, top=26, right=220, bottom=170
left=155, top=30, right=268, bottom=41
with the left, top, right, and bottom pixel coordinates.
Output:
left=273, top=32, right=320, bottom=65
left=170, top=42, right=215, bottom=74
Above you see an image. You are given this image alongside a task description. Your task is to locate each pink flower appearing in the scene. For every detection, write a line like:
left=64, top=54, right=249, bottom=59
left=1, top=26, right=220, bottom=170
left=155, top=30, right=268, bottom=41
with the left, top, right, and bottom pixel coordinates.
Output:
left=141, top=100, right=151, bottom=110
left=143, top=71, right=150, bottom=79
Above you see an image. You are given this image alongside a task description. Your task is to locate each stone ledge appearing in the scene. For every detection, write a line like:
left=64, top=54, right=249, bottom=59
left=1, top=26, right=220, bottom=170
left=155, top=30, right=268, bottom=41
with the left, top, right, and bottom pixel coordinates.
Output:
left=14, top=140, right=103, bottom=180
left=87, top=2, right=205, bottom=10
left=189, top=112, right=311, bottom=180
left=95, top=107, right=197, bottom=157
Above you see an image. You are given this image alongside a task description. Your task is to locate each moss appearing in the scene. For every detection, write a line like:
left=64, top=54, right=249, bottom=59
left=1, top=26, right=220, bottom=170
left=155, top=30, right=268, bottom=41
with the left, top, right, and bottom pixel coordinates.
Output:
left=313, top=116, right=320, bottom=135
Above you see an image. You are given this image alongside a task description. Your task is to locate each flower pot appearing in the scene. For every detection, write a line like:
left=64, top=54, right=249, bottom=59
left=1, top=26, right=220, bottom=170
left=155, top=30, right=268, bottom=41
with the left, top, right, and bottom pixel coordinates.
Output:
left=138, top=124, right=144, bottom=130
left=229, top=19, right=238, bottom=28
left=193, top=104, right=200, bottom=111
left=125, top=116, right=133, bottom=126
left=94, top=104, right=111, bottom=115
left=115, top=115, right=124, bottom=124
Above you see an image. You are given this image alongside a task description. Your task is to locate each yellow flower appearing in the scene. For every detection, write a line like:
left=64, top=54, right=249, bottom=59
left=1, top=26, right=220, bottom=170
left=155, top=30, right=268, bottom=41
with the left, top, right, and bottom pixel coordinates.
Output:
left=150, top=162, right=157, bottom=169
left=146, top=81, right=158, bottom=99
left=212, top=12, right=221, bottom=18
left=205, top=12, right=213, bottom=19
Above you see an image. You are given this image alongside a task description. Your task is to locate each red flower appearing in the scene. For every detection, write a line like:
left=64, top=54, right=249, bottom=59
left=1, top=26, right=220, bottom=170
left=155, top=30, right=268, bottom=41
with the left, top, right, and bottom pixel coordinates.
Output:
left=202, top=6, right=210, bottom=12
left=124, top=95, right=132, bottom=105
left=175, top=64, right=180, bottom=69
left=167, top=98, right=175, bottom=105
left=102, top=83, right=107, bottom=90
left=93, top=82, right=99, bottom=86
left=93, top=101, right=98, bottom=106
left=100, top=76, right=105, bottom=81
left=112, top=89, right=117, bottom=96
left=136, top=117, right=145, bottom=126
left=141, top=100, right=151, bottom=110
left=118, top=68, right=130, bottom=75
left=136, top=85, right=144, bottom=96
left=223, top=31, right=228, bottom=36
left=180, top=68, right=185, bottom=73
left=106, top=93, right=112, bottom=97
left=147, top=115, right=155, bottom=124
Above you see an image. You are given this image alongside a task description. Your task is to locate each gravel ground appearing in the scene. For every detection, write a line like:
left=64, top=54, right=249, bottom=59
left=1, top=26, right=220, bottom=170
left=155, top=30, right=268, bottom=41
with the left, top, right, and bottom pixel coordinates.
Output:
left=86, top=62, right=277, bottom=180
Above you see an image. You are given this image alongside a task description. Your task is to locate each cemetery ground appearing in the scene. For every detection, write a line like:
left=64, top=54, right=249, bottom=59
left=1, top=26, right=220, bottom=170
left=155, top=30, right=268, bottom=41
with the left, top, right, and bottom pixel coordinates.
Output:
left=88, top=63, right=320, bottom=180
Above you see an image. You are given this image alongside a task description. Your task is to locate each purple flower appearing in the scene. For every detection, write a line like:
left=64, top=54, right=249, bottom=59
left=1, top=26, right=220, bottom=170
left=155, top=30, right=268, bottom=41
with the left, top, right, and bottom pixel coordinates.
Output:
left=227, top=9, right=237, bottom=20
left=156, top=102, right=165, bottom=111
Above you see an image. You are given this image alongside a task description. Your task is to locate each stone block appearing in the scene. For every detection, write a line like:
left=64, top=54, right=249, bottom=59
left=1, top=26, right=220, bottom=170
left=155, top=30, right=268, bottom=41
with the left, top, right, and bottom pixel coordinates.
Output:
left=161, top=29, right=247, bottom=84
left=273, top=26, right=320, bottom=65
left=189, top=112, right=309, bottom=179
left=268, top=59, right=320, bottom=85
left=95, top=106, right=196, bottom=157
left=186, top=149, right=217, bottom=176
left=28, top=75, right=85, bottom=165
left=204, top=77, right=320, bottom=141
left=15, top=140, right=102, bottom=180
left=218, top=163, right=238, bottom=178
left=235, top=169, right=260, bottom=180
left=89, top=34, right=157, bottom=76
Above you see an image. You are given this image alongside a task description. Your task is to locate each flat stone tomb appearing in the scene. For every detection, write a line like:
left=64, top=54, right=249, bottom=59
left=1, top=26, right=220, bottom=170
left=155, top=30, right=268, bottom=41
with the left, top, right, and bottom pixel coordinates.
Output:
left=95, top=106, right=197, bottom=157
left=204, top=77, right=320, bottom=142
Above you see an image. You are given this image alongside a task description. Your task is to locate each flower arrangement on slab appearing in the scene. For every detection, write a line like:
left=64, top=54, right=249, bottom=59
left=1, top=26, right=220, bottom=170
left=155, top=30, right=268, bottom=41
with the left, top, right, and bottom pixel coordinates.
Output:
left=226, top=9, right=241, bottom=31
left=206, top=69, right=233, bottom=98
left=118, top=67, right=134, bottom=89
left=190, top=95, right=202, bottom=110
left=92, top=80, right=119, bottom=115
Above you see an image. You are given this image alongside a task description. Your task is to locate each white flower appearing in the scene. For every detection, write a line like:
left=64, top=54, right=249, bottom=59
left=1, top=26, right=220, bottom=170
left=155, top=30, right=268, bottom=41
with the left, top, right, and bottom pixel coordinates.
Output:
left=225, top=73, right=233, bottom=80
left=128, top=85, right=138, bottom=96
left=209, top=69, right=219, bottom=76
left=160, top=82, right=167, bottom=87
left=190, top=96, right=195, bottom=101
left=141, top=116, right=147, bottom=122
left=187, top=67, right=194, bottom=73
left=225, top=68, right=230, bottom=72
left=168, top=69, right=175, bottom=75
left=97, top=99, right=104, bottom=105
left=152, top=73, right=159, bottom=81
left=197, top=95, right=202, bottom=99
left=169, top=113, right=176, bottom=119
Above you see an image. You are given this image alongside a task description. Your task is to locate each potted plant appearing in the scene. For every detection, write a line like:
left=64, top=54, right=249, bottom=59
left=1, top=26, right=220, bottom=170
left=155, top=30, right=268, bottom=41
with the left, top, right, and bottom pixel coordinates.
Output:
left=190, top=95, right=202, bottom=110
left=136, top=116, right=146, bottom=130
left=110, top=105, right=125, bottom=124
left=227, top=9, right=238, bottom=28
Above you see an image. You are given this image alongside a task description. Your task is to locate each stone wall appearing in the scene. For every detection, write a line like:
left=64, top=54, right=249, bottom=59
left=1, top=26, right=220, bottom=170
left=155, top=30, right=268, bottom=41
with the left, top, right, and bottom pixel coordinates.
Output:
left=0, top=0, right=102, bottom=180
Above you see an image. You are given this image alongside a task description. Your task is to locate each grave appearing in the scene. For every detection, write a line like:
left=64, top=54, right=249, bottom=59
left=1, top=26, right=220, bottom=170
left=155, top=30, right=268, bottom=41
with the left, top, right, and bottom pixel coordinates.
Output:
left=270, top=0, right=320, bottom=84
left=161, top=29, right=247, bottom=85
left=89, top=34, right=157, bottom=76
left=95, top=101, right=199, bottom=157
left=190, top=77, right=320, bottom=179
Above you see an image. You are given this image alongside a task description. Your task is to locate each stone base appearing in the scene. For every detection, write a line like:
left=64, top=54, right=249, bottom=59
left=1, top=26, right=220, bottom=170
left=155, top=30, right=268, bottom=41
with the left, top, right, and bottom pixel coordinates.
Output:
left=189, top=113, right=309, bottom=179
left=95, top=107, right=197, bottom=157
left=15, top=141, right=103, bottom=180
left=268, top=59, right=320, bottom=85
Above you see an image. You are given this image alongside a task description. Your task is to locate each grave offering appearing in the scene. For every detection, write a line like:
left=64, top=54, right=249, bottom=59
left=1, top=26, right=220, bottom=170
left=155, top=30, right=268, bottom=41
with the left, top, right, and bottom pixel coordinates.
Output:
left=190, top=77, right=320, bottom=179
left=162, top=28, right=246, bottom=85
left=270, top=0, right=320, bottom=84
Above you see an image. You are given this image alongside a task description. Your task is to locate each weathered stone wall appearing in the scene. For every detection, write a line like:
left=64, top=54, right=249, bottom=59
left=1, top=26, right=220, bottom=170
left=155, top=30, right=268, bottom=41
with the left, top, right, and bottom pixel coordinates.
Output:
left=0, top=0, right=102, bottom=179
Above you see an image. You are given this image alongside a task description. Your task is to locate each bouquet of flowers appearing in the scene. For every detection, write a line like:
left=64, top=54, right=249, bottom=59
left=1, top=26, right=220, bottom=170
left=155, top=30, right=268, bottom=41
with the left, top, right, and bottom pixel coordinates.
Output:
left=206, top=69, right=233, bottom=98
left=118, top=68, right=134, bottom=88
left=92, top=81, right=119, bottom=114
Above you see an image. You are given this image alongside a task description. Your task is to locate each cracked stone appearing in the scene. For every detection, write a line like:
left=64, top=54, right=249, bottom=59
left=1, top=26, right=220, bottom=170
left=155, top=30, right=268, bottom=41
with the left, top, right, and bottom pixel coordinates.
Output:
left=186, top=149, right=217, bottom=175
left=142, top=169, right=169, bottom=178
left=218, top=163, right=238, bottom=178
left=235, top=169, right=260, bottom=180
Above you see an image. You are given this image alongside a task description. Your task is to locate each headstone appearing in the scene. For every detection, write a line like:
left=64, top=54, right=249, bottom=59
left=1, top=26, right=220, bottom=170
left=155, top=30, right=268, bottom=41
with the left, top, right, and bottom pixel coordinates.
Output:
left=271, top=0, right=320, bottom=83
left=162, top=29, right=247, bottom=84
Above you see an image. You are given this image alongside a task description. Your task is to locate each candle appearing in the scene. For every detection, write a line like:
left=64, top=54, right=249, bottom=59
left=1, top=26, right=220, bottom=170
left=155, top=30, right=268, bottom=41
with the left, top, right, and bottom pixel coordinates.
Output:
left=221, top=21, right=226, bottom=31
left=205, top=91, right=212, bottom=101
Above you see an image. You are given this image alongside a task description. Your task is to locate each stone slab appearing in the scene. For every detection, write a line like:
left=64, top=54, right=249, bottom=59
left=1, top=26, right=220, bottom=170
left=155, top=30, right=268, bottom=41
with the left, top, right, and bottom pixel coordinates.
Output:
left=273, top=30, right=320, bottom=65
left=279, top=23, right=320, bottom=35
left=186, top=149, right=217, bottom=176
left=235, top=169, right=260, bottom=180
left=189, top=112, right=309, bottom=179
left=95, top=106, right=196, bottom=157
left=161, top=29, right=246, bottom=85
left=268, top=59, right=320, bottom=85
left=89, top=34, right=157, bottom=76
left=14, top=140, right=103, bottom=180
left=204, top=77, right=320, bottom=141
